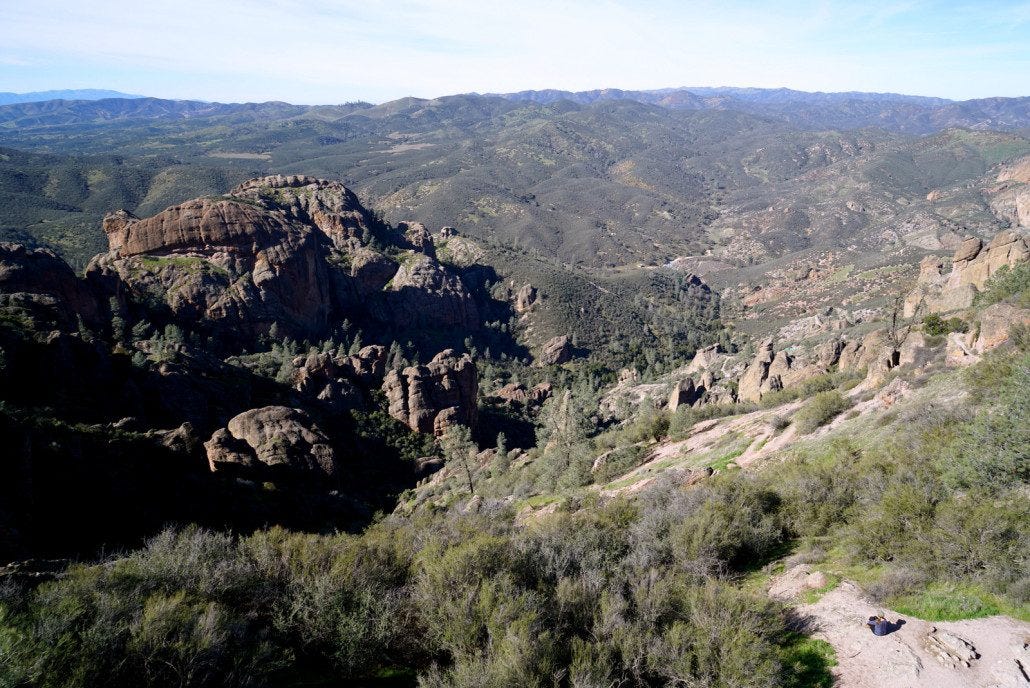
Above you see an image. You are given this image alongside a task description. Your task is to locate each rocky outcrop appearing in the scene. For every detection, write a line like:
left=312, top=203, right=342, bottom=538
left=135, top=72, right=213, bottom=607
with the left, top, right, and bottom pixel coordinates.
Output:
left=490, top=381, right=552, bottom=409
left=89, top=188, right=334, bottom=339
left=989, top=155, right=1030, bottom=229
left=737, top=338, right=775, bottom=403
left=204, top=406, right=338, bottom=480
left=86, top=176, right=483, bottom=343
left=397, top=221, right=436, bottom=256
left=382, top=349, right=477, bottom=436
left=381, top=254, right=479, bottom=329
left=348, top=248, right=397, bottom=295
left=667, top=378, right=699, bottom=412
left=340, top=345, right=389, bottom=385
left=945, top=303, right=1029, bottom=366
left=0, top=243, right=100, bottom=330
left=903, top=231, right=1029, bottom=316
left=685, top=344, right=721, bottom=373
left=290, top=344, right=390, bottom=408
left=777, top=308, right=854, bottom=341
left=537, top=335, right=575, bottom=366
left=514, top=283, right=538, bottom=313
left=899, top=332, right=933, bottom=367
left=230, top=175, right=374, bottom=250
left=923, top=628, right=978, bottom=669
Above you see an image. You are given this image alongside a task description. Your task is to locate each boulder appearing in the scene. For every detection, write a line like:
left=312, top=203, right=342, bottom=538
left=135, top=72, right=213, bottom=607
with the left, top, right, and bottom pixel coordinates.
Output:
left=382, top=349, right=478, bottom=435
left=837, top=339, right=864, bottom=372
left=414, top=456, right=445, bottom=480
left=340, top=345, right=389, bottom=385
left=292, top=351, right=365, bottom=408
left=952, top=236, right=983, bottom=263
left=686, top=344, right=722, bottom=373
left=490, top=381, right=552, bottom=409
left=815, top=338, right=844, bottom=368
left=667, top=378, right=698, bottom=413
left=805, top=571, right=829, bottom=589
left=924, top=628, right=978, bottom=669
left=398, top=221, right=436, bottom=256
left=537, top=335, right=575, bottom=366
left=898, top=332, right=933, bottom=367
left=204, top=406, right=338, bottom=480
left=974, top=303, right=1030, bottom=353
left=737, top=338, right=775, bottom=403
left=514, top=283, right=538, bottom=313
left=946, top=331, right=980, bottom=366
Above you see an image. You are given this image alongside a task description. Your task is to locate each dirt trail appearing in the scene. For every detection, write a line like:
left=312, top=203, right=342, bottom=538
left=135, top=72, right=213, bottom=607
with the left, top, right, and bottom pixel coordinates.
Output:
left=774, top=570, right=1030, bottom=688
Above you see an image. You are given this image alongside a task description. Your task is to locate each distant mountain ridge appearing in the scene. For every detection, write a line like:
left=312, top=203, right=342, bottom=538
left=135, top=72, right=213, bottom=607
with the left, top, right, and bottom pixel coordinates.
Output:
left=488, top=86, right=953, bottom=106
left=486, top=86, right=1029, bottom=133
left=0, top=89, right=144, bottom=105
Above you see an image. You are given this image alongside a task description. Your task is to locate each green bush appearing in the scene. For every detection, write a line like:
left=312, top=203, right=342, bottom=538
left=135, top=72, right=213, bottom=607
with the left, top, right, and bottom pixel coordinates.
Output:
left=792, top=391, right=852, bottom=434
left=922, top=313, right=968, bottom=336
left=975, top=262, right=1030, bottom=308
left=942, top=353, right=1029, bottom=490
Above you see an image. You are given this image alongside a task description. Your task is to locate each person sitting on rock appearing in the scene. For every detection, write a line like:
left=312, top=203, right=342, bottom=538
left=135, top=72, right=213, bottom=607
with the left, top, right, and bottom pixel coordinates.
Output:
left=867, top=615, right=890, bottom=636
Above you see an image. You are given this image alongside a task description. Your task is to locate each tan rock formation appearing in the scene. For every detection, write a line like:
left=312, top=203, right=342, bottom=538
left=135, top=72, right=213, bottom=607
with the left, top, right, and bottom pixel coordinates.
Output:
left=381, top=254, right=479, bottom=329
left=87, top=176, right=482, bottom=341
left=904, top=231, right=1029, bottom=317
left=382, top=349, right=478, bottom=435
left=737, top=338, right=775, bottom=403
left=667, top=378, right=698, bottom=412
left=204, top=406, right=337, bottom=479
left=537, top=335, right=575, bottom=365
left=514, top=283, right=538, bottom=313
left=685, top=344, right=722, bottom=373
left=490, top=381, right=552, bottom=408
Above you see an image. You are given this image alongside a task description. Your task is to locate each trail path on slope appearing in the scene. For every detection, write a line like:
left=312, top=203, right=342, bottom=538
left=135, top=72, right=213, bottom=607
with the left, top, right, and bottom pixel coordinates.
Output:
left=773, top=569, right=1030, bottom=688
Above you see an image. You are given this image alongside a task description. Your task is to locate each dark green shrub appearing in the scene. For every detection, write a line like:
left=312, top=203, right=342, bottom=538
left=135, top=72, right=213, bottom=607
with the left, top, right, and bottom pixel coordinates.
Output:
left=943, top=353, right=1029, bottom=490
left=923, top=313, right=968, bottom=336
left=975, top=262, right=1030, bottom=308
left=671, top=478, right=785, bottom=571
left=792, top=391, right=852, bottom=434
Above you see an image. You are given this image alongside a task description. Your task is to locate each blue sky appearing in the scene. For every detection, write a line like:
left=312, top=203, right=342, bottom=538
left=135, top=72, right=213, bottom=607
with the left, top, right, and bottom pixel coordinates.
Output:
left=1, top=0, right=1028, bottom=103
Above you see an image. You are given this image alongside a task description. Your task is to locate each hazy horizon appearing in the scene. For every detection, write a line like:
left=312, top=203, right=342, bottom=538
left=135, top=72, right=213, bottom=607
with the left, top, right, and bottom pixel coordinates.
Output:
left=1, top=83, right=1024, bottom=108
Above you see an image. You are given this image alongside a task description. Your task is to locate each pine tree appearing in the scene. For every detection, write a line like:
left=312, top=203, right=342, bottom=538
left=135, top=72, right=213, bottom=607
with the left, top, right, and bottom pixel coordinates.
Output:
left=440, top=425, right=477, bottom=495
left=490, top=432, right=509, bottom=476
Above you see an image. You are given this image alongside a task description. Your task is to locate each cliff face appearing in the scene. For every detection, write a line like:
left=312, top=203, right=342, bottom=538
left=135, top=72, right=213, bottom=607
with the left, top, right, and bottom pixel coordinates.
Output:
left=86, top=175, right=480, bottom=342
left=903, top=230, right=1029, bottom=317
left=383, top=349, right=478, bottom=436
left=0, top=243, right=101, bottom=330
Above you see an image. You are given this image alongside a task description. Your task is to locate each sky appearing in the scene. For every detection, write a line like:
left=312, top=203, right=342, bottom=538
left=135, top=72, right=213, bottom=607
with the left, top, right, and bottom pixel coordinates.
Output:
left=1, top=0, right=1028, bottom=104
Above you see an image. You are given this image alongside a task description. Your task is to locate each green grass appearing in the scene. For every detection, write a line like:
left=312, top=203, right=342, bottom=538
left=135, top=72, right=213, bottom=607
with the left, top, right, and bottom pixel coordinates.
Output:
left=521, top=494, right=561, bottom=509
left=779, top=632, right=837, bottom=688
left=888, top=582, right=1011, bottom=622
left=826, top=265, right=853, bottom=284
left=708, top=446, right=746, bottom=471
left=138, top=254, right=228, bottom=276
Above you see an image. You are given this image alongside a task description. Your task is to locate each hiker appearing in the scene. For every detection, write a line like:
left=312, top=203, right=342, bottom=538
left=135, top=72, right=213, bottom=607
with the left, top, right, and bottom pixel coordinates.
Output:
left=867, top=615, right=890, bottom=636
